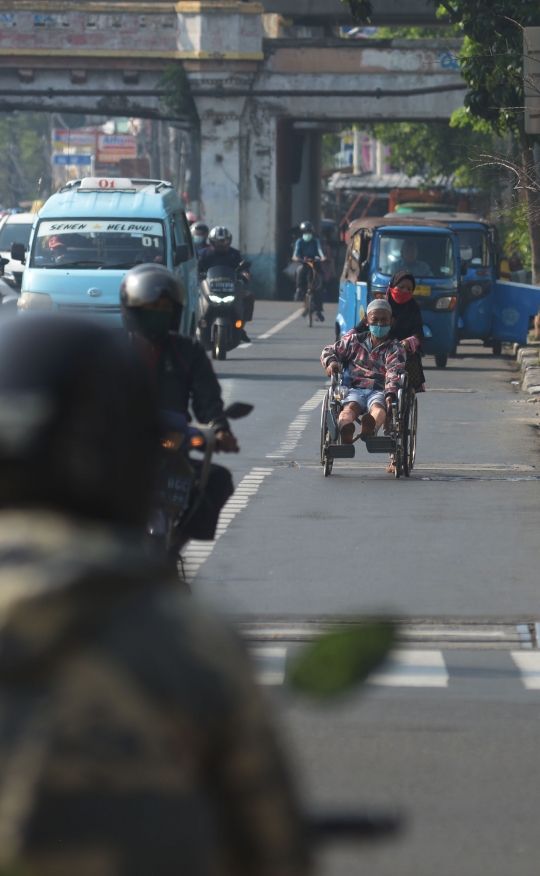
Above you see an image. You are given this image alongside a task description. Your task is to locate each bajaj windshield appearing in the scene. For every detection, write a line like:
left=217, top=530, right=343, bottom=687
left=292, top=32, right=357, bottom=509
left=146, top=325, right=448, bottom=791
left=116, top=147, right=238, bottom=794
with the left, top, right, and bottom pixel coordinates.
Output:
left=30, top=219, right=166, bottom=269
left=377, top=233, right=455, bottom=280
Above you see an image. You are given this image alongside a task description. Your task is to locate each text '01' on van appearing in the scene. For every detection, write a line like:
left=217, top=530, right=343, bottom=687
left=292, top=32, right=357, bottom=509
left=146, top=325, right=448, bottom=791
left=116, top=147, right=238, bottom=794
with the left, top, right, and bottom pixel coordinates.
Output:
left=18, top=178, right=198, bottom=335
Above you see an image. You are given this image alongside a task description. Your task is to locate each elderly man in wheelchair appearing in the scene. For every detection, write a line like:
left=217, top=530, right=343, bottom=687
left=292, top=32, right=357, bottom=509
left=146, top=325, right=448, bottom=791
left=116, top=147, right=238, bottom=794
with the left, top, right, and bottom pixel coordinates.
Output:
left=321, top=299, right=416, bottom=477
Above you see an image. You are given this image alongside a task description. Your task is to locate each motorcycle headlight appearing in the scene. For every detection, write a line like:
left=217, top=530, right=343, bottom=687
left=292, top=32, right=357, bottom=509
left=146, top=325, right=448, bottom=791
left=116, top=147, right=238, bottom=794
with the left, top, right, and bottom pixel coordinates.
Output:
left=208, top=294, right=223, bottom=304
left=435, top=296, right=457, bottom=311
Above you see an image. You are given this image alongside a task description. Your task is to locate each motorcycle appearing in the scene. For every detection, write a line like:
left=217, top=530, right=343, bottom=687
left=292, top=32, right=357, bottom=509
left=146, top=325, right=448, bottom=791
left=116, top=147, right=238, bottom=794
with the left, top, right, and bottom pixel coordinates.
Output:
left=146, top=402, right=253, bottom=571
left=198, top=261, right=251, bottom=360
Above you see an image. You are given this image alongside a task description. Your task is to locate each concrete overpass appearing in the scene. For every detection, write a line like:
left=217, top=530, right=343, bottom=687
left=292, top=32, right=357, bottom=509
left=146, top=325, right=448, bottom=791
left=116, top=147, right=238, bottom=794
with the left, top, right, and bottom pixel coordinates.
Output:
left=0, top=1, right=464, bottom=296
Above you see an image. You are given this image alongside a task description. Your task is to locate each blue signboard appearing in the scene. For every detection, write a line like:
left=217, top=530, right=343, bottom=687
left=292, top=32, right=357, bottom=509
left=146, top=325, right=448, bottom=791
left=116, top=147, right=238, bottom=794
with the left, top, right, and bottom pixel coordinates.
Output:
left=52, top=154, right=92, bottom=166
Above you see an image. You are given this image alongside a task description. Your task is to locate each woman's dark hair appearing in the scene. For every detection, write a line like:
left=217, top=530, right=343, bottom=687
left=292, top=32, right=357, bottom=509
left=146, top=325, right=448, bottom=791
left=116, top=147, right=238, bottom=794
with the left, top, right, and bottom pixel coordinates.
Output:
left=389, top=270, right=416, bottom=291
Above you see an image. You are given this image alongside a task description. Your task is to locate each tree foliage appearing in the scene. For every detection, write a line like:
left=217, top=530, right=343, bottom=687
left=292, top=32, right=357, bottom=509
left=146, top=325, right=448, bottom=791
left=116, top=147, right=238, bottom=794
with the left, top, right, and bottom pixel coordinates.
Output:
left=366, top=118, right=496, bottom=191
left=0, top=113, right=50, bottom=208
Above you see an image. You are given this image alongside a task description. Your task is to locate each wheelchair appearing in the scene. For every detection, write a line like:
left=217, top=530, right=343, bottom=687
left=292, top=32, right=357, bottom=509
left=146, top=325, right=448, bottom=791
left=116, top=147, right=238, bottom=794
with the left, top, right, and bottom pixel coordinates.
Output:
left=320, top=370, right=418, bottom=478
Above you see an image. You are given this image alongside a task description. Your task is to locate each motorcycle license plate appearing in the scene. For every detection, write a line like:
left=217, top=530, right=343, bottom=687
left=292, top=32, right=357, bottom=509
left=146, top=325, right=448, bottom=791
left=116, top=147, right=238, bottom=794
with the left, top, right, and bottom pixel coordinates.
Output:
left=155, top=472, right=192, bottom=510
left=414, top=285, right=431, bottom=297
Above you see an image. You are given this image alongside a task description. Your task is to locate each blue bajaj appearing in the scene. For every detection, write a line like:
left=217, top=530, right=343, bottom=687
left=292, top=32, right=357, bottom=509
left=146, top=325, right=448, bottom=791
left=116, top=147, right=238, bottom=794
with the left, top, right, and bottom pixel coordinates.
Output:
left=337, top=218, right=462, bottom=368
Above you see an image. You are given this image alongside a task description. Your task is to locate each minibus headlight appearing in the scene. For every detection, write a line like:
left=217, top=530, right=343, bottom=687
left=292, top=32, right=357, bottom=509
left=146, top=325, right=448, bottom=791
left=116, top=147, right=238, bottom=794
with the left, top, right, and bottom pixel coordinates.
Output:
left=435, top=296, right=457, bottom=311
left=17, top=293, right=52, bottom=311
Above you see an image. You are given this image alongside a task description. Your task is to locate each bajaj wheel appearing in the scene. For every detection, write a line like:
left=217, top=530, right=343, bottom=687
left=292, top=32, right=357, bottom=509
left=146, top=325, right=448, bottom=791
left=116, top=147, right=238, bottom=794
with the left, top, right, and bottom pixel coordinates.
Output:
left=215, top=325, right=227, bottom=360
left=492, top=340, right=502, bottom=355
left=435, top=354, right=448, bottom=369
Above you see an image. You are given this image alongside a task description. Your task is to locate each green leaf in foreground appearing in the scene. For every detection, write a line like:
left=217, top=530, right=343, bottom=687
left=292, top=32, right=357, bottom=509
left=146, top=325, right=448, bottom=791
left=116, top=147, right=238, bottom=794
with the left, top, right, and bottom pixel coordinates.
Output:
left=286, top=622, right=395, bottom=698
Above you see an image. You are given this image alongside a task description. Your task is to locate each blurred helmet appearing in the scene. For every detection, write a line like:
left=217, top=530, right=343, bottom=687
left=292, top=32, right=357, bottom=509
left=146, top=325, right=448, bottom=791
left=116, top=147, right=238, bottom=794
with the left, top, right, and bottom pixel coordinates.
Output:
left=0, top=316, right=158, bottom=526
left=120, top=264, right=185, bottom=340
left=190, top=221, right=209, bottom=240
left=208, top=226, right=232, bottom=251
left=186, top=211, right=198, bottom=223
left=299, top=221, right=314, bottom=234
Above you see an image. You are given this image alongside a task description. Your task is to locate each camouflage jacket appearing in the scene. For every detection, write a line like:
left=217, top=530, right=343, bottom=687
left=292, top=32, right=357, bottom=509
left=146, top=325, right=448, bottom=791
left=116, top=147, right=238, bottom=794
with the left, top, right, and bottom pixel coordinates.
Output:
left=0, top=511, right=310, bottom=876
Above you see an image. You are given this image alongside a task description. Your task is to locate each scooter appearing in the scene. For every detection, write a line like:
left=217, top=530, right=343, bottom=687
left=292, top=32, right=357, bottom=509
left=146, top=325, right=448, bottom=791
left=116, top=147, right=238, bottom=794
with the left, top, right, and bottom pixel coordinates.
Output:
left=146, top=402, right=253, bottom=572
left=198, top=262, right=251, bottom=360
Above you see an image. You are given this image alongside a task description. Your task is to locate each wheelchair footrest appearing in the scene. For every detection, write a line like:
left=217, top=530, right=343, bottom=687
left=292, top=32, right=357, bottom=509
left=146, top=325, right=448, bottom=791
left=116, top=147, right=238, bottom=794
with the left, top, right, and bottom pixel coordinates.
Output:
left=365, top=436, right=396, bottom=454
left=326, top=444, right=355, bottom=459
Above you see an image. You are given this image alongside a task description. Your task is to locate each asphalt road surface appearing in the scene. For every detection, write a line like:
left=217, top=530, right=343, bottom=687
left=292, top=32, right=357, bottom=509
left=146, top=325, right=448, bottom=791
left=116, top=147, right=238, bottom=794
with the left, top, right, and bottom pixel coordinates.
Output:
left=188, top=302, right=540, bottom=876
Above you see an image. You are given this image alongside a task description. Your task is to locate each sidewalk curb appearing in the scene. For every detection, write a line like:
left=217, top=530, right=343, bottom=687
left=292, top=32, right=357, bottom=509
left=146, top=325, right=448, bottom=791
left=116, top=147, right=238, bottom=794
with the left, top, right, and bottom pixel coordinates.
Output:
left=513, top=341, right=540, bottom=395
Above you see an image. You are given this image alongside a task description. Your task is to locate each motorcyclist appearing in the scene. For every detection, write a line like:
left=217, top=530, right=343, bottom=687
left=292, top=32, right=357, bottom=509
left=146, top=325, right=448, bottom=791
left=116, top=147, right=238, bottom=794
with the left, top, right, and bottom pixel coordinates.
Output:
left=0, top=314, right=310, bottom=876
left=190, top=220, right=209, bottom=257
left=292, top=221, right=326, bottom=321
left=120, top=263, right=237, bottom=543
left=198, top=226, right=254, bottom=342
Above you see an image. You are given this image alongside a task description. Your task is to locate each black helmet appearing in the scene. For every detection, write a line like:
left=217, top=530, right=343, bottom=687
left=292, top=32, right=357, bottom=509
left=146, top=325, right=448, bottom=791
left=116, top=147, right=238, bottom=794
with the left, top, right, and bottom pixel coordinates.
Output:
left=0, top=315, right=158, bottom=526
left=208, top=226, right=232, bottom=251
left=191, top=221, right=208, bottom=239
left=120, top=264, right=185, bottom=339
left=300, top=221, right=314, bottom=234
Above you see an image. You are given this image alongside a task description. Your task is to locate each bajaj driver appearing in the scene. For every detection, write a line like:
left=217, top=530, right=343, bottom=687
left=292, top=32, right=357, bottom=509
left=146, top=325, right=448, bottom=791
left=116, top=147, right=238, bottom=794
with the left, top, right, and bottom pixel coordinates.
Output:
left=321, top=299, right=406, bottom=443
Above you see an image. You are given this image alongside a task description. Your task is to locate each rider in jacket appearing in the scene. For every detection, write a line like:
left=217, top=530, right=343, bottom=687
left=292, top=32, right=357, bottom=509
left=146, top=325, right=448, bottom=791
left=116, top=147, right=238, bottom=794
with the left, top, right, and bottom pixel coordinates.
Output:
left=292, top=221, right=325, bottom=321
left=198, top=226, right=254, bottom=342
left=120, top=263, right=236, bottom=541
left=0, top=314, right=310, bottom=876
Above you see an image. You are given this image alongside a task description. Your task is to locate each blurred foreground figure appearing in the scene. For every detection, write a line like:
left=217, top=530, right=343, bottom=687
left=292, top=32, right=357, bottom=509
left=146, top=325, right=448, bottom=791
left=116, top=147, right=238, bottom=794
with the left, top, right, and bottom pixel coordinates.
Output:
left=0, top=316, right=309, bottom=876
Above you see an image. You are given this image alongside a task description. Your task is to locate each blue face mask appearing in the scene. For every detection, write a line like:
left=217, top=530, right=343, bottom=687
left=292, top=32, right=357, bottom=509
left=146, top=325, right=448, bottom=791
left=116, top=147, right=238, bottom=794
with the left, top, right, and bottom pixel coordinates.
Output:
left=193, top=235, right=204, bottom=244
left=302, top=233, right=313, bottom=242
left=370, top=324, right=391, bottom=338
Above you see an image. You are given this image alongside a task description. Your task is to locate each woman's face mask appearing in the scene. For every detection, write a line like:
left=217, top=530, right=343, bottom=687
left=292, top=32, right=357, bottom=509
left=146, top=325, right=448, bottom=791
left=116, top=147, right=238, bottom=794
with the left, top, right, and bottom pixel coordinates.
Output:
left=389, top=286, right=414, bottom=304
left=303, top=233, right=313, bottom=242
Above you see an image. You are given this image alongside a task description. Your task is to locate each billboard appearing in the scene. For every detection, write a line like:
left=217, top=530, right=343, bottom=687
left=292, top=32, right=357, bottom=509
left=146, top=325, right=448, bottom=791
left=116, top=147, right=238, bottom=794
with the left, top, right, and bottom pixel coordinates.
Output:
left=96, top=134, right=137, bottom=164
left=53, top=129, right=96, bottom=148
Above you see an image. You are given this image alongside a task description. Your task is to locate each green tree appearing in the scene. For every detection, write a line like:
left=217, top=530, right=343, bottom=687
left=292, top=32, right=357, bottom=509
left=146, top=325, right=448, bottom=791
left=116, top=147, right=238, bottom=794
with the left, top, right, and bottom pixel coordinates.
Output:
left=0, top=113, right=51, bottom=208
left=366, top=118, right=496, bottom=192
left=343, top=0, right=540, bottom=280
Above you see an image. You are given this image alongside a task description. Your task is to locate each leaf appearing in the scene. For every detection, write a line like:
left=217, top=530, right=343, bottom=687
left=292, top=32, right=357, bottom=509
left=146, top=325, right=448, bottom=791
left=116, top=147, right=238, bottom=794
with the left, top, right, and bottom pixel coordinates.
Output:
left=286, top=622, right=396, bottom=698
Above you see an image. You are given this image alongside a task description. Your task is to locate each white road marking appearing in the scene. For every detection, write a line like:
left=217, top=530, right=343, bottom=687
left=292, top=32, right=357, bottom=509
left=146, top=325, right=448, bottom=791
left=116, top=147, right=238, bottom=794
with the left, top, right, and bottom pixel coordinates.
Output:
left=368, top=650, right=449, bottom=688
left=511, top=652, right=540, bottom=689
left=249, top=646, right=287, bottom=685
left=250, top=646, right=449, bottom=688
left=267, top=388, right=327, bottom=458
left=257, top=308, right=303, bottom=340
left=181, top=467, right=273, bottom=583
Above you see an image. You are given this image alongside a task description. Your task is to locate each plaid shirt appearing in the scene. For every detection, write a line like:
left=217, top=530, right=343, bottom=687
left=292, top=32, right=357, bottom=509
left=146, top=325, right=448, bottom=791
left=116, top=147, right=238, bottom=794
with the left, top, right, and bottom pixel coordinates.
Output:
left=321, top=328, right=406, bottom=395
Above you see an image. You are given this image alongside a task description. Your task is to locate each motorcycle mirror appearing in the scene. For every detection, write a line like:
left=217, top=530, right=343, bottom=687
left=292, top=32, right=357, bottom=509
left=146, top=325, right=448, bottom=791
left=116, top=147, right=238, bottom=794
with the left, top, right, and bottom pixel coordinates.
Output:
left=239, top=260, right=252, bottom=269
left=286, top=621, right=395, bottom=698
left=224, top=402, right=254, bottom=420
left=10, top=242, right=26, bottom=264
left=174, top=244, right=189, bottom=266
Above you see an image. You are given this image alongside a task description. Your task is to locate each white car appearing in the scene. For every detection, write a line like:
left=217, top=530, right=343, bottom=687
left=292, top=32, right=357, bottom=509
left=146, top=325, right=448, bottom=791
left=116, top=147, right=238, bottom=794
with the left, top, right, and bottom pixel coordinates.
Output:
left=0, top=213, right=34, bottom=291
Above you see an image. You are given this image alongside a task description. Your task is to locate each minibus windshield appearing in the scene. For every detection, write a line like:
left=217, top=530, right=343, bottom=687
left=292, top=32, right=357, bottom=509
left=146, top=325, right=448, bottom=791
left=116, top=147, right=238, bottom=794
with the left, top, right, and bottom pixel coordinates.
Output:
left=30, top=219, right=166, bottom=269
left=377, top=233, right=455, bottom=280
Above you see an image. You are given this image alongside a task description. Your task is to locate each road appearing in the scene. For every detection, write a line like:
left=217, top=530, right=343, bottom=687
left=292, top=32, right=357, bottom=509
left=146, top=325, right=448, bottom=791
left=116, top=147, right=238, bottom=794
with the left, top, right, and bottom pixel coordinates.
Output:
left=189, top=301, right=540, bottom=876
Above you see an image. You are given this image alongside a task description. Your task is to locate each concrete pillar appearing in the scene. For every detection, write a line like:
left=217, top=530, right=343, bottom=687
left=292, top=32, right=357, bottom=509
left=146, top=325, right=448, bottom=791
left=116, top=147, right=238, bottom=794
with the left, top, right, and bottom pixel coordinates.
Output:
left=192, top=96, right=246, bottom=244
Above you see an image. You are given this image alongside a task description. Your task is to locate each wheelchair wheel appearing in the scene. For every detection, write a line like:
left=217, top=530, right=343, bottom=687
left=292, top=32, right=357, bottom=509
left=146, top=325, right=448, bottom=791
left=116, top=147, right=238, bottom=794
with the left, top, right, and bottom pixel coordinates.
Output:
left=320, top=389, right=334, bottom=476
left=403, top=388, right=418, bottom=477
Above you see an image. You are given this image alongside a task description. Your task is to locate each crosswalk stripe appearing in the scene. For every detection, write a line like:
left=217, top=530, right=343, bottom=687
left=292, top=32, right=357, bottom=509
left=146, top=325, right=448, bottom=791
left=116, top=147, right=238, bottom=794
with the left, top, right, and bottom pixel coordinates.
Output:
left=367, top=650, right=449, bottom=688
left=511, top=652, right=540, bottom=689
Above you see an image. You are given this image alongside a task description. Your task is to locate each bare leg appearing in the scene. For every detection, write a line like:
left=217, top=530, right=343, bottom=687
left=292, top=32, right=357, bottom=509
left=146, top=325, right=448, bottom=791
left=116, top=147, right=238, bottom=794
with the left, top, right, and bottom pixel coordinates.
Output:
left=369, top=403, right=387, bottom=432
left=338, top=401, right=361, bottom=443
